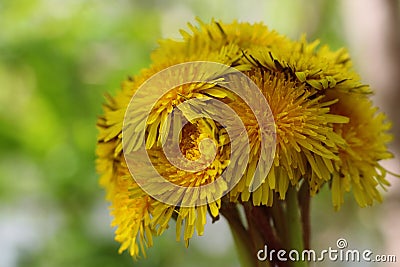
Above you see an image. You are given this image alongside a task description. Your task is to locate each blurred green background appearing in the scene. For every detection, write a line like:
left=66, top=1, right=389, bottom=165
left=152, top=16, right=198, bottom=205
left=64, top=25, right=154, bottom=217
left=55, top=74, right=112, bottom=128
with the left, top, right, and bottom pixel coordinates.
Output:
left=0, top=1, right=399, bottom=267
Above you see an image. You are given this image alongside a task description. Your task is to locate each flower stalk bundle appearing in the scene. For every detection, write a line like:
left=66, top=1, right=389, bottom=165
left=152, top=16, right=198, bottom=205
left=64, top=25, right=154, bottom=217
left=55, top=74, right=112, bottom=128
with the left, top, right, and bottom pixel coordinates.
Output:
left=96, top=19, right=397, bottom=267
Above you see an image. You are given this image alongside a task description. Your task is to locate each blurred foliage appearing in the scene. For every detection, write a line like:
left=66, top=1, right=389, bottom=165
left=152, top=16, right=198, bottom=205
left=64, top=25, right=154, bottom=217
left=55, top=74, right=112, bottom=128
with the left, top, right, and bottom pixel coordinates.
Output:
left=0, top=1, right=159, bottom=266
left=0, top=1, right=395, bottom=267
left=0, top=0, right=160, bottom=202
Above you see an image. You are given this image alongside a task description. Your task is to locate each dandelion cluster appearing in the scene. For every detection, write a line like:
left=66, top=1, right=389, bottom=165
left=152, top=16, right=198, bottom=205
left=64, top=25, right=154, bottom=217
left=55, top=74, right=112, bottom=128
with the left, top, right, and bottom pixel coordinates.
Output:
left=96, top=19, right=394, bottom=259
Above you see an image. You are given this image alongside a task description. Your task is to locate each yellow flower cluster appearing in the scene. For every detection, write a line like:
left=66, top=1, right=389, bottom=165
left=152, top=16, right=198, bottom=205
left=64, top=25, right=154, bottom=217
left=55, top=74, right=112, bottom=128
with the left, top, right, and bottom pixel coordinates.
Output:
left=96, top=19, right=394, bottom=259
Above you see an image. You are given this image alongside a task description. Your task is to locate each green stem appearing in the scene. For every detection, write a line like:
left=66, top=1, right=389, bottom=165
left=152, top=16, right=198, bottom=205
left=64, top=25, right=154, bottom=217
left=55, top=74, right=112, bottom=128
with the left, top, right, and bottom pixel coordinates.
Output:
left=271, top=196, right=289, bottom=248
left=298, top=182, right=311, bottom=250
left=221, top=202, right=264, bottom=267
left=285, top=186, right=308, bottom=267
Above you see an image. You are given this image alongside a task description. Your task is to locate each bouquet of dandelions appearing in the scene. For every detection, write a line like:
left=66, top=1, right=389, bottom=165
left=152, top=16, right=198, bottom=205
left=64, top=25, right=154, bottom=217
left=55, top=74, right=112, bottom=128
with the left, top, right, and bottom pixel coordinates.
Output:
left=96, top=19, right=398, bottom=267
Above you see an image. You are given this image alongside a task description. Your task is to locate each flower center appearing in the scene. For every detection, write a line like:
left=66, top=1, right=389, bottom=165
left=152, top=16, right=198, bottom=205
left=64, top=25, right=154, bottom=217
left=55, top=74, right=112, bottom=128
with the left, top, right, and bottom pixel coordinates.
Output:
left=179, top=122, right=202, bottom=161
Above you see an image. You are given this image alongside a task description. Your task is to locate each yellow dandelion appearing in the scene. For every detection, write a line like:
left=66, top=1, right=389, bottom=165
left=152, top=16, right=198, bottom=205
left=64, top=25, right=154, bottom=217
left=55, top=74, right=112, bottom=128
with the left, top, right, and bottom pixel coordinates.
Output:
left=327, top=90, right=393, bottom=209
left=227, top=70, right=348, bottom=206
left=152, top=18, right=289, bottom=66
